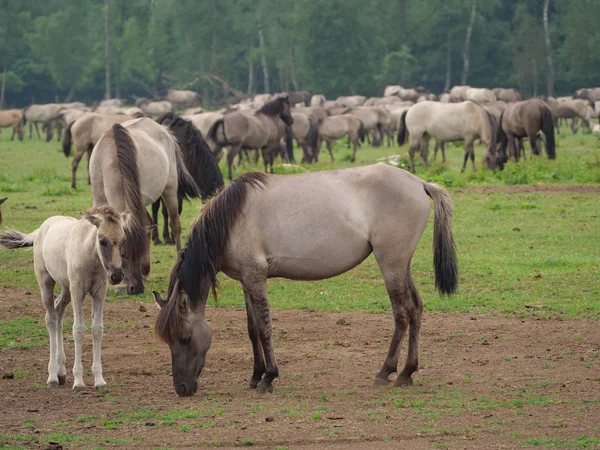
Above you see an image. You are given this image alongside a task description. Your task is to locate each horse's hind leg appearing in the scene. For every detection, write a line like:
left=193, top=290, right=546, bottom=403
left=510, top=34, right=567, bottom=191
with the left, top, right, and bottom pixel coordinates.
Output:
left=326, top=140, right=335, bottom=162
left=39, top=272, right=61, bottom=388
left=54, top=288, right=71, bottom=386
left=90, top=282, right=107, bottom=390
left=161, top=190, right=182, bottom=251
left=34, top=122, right=41, bottom=139
left=151, top=200, right=162, bottom=245
left=162, top=199, right=174, bottom=245
left=396, top=272, right=424, bottom=386
left=71, top=286, right=87, bottom=390
left=243, top=287, right=266, bottom=389
left=71, top=146, right=86, bottom=189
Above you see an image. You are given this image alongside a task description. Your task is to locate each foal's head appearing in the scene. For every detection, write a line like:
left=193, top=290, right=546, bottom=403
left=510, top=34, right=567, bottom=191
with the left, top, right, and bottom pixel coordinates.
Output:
left=82, top=206, right=131, bottom=285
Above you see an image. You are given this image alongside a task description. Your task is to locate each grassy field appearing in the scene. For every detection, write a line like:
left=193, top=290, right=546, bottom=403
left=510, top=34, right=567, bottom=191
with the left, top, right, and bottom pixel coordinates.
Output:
left=1, top=127, right=599, bottom=449
left=1, top=129, right=599, bottom=319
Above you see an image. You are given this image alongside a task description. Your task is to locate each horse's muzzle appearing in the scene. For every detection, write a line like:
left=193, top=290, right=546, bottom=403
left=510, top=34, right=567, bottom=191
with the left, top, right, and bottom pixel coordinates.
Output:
left=127, top=283, right=145, bottom=295
left=109, top=269, right=124, bottom=285
left=175, top=381, right=198, bottom=397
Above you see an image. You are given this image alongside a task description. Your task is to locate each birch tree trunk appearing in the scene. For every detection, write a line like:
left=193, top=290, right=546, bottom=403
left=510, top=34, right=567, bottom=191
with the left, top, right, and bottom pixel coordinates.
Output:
left=290, top=37, right=299, bottom=91
left=247, top=57, right=254, bottom=95
left=444, top=31, right=452, bottom=92
left=257, top=21, right=270, bottom=93
left=461, top=0, right=477, bottom=85
left=543, top=0, right=554, bottom=98
left=104, top=0, right=111, bottom=99
left=0, top=66, right=6, bottom=109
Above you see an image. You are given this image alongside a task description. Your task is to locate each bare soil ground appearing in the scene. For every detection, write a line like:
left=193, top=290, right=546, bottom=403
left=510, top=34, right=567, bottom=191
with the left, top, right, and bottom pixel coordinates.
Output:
left=0, top=287, right=599, bottom=449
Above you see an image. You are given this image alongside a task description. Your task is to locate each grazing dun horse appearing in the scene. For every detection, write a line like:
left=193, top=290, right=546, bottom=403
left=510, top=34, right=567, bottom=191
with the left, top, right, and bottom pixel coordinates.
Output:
left=150, top=112, right=224, bottom=245
left=207, top=97, right=294, bottom=180
left=152, top=165, right=458, bottom=396
left=0, top=109, right=26, bottom=141
left=0, top=206, right=130, bottom=390
left=290, top=111, right=319, bottom=163
left=398, top=101, right=499, bottom=172
left=90, top=119, right=201, bottom=294
left=317, top=115, right=365, bottom=162
left=498, top=99, right=556, bottom=166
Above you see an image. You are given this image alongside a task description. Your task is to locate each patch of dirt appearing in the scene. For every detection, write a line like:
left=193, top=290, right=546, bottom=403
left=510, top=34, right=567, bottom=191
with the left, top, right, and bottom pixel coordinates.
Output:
left=0, top=287, right=598, bottom=449
left=455, top=184, right=600, bottom=195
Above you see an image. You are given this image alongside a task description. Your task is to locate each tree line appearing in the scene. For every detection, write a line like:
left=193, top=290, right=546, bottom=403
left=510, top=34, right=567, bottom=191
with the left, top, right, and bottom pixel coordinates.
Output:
left=1, top=0, right=598, bottom=108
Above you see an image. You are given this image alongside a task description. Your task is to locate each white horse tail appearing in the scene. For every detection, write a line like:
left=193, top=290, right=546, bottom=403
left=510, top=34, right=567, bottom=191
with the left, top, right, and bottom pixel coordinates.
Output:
left=422, top=182, right=458, bottom=296
left=0, top=228, right=38, bottom=249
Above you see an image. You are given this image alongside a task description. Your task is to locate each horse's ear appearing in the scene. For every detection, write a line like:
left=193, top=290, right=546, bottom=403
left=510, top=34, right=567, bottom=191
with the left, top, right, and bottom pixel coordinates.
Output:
left=0, top=198, right=6, bottom=206
left=145, top=223, right=157, bottom=234
left=121, top=210, right=132, bottom=227
left=152, top=290, right=166, bottom=308
left=178, top=293, right=190, bottom=312
left=81, top=211, right=101, bottom=228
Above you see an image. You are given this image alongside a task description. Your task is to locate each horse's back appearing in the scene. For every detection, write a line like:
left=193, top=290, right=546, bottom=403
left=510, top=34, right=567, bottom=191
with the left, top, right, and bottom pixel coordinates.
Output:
left=224, top=165, right=430, bottom=281
left=406, top=101, right=481, bottom=140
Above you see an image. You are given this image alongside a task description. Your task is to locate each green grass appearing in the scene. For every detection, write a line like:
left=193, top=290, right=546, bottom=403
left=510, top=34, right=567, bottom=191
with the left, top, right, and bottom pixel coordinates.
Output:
left=0, top=130, right=599, bottom=353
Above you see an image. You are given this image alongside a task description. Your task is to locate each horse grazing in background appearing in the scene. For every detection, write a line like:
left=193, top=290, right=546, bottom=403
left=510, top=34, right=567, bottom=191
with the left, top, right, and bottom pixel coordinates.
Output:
left=0, top=206, right=130, bottom=391
left=151, top=165, right=458, bottom=397
left=138, top=100, right=174, bottom=117
left=0, top=109, right=26, bottom=141
left=550, top=99, right=593, bottom=134
left=207, top=97, right=294, bottom=180
left=498, top=99, right=556, bottom=166
left=90, top=119, right=201, bottom=294
left=150, top=112, right=224, bottom=245
left=398, top=101, right=499, bottom=172
left=316, top=115, right=365, bottom=162
left=162, top=89, right=201, bottom=107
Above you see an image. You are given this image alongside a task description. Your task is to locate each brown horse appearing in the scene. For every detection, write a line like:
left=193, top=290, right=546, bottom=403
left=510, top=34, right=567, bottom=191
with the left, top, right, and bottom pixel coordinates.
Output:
left=316, top=114, right=365, bottom=162
left=152, top=164, right=458, bottom=397
left=0, top=109, right=25, bottom=141
left=207, top=97, right=294, bottom=180
left=498, top=99, right=556, bottom=166
left=0, top=197, right=6, bottom=227
left=150, top=113, right=224, bottom=245
left=90, top=118, right=201, bottom=294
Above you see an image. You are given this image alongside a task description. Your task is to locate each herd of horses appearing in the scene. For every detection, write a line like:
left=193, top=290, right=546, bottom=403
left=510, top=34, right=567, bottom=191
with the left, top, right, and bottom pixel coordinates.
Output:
left=0, top=82, right=597, bottom=397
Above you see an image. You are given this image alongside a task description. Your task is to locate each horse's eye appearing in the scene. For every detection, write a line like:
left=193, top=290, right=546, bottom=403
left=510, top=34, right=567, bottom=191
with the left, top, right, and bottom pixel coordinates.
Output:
left=99, top=239, right=107, bottom=247
left=181, top=336, right=191, bottom=345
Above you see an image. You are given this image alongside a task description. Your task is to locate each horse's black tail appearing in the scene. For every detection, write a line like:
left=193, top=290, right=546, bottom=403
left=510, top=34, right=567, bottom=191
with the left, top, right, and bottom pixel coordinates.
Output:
left=540, top=104, right=556, bottom=159
left=423, top=182, right=458, bottom=296
left=397, top=110, right=408, bottom=146
left=497, top=112, right=508, bottom=166
left=174, top=144, right=202, bottom=203
left=21, top=112, right=27, bottom=127
left=207, top=119, right=229, bottom=147
left=358, top=120, right=366, bottom=143
left=0, top=228, right=37, bottom=249
left=62, top=123, right=73, bottom=157
left=306, top=118, right=319, bottom=160
left=285, top=124, right=295, bottom=163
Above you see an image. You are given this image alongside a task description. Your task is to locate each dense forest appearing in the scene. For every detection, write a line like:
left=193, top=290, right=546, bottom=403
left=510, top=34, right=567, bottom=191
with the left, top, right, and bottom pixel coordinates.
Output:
left=0, top=0, right=598, bottom=108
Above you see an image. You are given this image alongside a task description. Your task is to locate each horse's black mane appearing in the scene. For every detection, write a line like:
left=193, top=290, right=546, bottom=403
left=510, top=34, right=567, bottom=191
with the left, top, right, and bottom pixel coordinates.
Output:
left=258, top=97, right=287, bottom=116
left=155, top=172, right=267, bottom=344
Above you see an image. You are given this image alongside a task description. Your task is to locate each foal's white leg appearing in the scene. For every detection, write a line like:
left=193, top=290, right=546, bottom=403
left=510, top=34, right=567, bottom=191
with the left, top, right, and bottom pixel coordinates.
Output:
left=54, top=288, right=71, bottom=386
left=90, top=283, right=107, bottom=390
left=39, top=275, right=60, bottom=388
left=71, top=286, right=87, bottom=390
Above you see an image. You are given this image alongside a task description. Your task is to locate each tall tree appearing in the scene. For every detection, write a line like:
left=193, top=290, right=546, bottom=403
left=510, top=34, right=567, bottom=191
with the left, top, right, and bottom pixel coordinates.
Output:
left=461, top=0, right=477, bottom=85
left=543, top=0, right=554, bottom=98
left=104, top=0, right=111, bottom=99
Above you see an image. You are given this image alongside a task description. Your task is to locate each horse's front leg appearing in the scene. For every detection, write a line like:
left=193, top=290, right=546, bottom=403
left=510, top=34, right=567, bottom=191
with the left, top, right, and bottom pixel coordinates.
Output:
left=243, top=287, right=266, bottom=388
left=162, top=192, right=182, bottom=251
left=162, top=199, right=174, bottom=245
left=243, top=278, right=278, bottom=393
left=90, top=282, right=108, bottom=390
left=71, top=286, right=87, bottom=391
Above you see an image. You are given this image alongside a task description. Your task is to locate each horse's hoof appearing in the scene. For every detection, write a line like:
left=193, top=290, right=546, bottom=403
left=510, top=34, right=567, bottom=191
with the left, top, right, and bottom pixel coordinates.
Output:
left=373, top=377, right=391, bottom=387
left=152, top=240, right=162, bottom=246
left=394, top=375, right=413, bottom=387
left=164, top=238, right=175, bottom=246
left=72, top=384, right=86, bottom=392
left=256, top=380, right=274, bottom=393
left=94, top=384, right=107, bottom=392
left=57, top=375, right=66, bottom=386
left=47, top=380, right=59, bottom=389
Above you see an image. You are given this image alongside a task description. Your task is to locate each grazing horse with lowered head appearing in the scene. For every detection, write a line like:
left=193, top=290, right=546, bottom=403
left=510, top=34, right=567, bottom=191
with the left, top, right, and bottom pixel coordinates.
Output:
left=150, top=112, right=224, bottom=245
left=498, top=99, right=556, bottom=166
left=0, top=109, right=26, bottom=141
left=0, top=206, right=130, bottom=390
left=152, top=164, right=458, bottom=397
left=207, top=97, right=294, bottom=180
left=398, top=101, right=499, bottom=172
left=316, top=114, right=365, bottom=162
left=90, top=118, right=201, bottom=294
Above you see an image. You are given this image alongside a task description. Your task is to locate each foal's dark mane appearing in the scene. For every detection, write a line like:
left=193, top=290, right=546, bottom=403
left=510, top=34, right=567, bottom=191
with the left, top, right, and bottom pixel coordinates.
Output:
left=258, top=97, right=288, bottom=117
left=112, top=124, right=150, bottom=263
left=155, top=172, right=268, bottom=344
left=157, top=112, right=224, bottom=200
